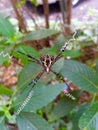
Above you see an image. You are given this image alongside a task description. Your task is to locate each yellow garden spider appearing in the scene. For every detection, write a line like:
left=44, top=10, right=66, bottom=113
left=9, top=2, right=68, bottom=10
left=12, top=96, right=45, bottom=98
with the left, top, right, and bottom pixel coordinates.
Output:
left=15, top=42, right=75, bottom=116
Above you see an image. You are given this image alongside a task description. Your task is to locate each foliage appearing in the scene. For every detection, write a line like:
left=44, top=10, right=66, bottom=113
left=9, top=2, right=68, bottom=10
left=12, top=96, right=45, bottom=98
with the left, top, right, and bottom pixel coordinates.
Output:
left=0, top=15, right=98, bottom=130
left=72, top=18, right=98, bottom=47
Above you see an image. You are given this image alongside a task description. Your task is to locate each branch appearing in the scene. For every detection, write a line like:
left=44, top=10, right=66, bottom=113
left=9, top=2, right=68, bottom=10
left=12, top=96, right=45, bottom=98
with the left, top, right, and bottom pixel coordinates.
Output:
left=9, top=0, right=28, bottom=33
left=42, top=0, right=49, bottom=28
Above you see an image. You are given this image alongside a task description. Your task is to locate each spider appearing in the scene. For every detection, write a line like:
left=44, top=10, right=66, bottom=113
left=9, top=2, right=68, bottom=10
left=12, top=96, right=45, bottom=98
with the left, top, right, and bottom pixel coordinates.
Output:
left=18, top=43, right=70, bottom=91
left=15, top=42, right=75, bottom=116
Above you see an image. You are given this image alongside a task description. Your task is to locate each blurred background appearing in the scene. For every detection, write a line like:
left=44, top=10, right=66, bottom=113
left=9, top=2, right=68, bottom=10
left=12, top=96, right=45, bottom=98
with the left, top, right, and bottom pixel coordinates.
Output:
left=0, top=1, right=98, bottom=130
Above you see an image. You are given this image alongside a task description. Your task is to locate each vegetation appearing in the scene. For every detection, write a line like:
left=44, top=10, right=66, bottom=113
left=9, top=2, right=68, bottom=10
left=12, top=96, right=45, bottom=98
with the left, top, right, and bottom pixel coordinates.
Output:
left=0, top=1, right=98, bottom=130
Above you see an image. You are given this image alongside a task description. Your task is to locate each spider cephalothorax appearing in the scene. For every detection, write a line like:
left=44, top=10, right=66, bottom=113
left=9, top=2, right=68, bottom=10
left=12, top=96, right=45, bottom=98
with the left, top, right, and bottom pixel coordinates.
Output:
left=40, top=55, right=55, bottom=73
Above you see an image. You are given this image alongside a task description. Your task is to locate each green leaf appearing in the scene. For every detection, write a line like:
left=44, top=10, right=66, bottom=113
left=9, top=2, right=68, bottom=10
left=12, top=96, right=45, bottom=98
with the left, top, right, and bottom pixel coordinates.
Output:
left=14, top=45, right=40, bottom=65
left=54, top=34, right=66, bottom=51
left=79, top=102, right=98, bottom=130
left=0, top=17, right=15, bottom=37
left=0, top=54, right=9, bottom=66
left=0, top=85, right=13, bottom=96
left=40, top=46, right=58, bottom=55
left=47, top=90, right=81, bottom=122
left=0, top=116, right=9, bottom=130
left=54, top=34, right=72, bottom=52
left=14, top=83, right=65, bottom=112
left=17, top=62, right=43, bottom=90
left=63, top=50, right=83, bottom=58
left=96, top=61, right=98, bottom=73
left=23, top=29, right=59, bottom=41
left=13, top=51, right=29, bottom=65
left=52, top=58, right=64, bottom=73
left=61, top=60, right=98, bottom=93
left=72, top=103, right=90, bottom=130
left=16, top=112, right=54, bottom=130
left=16, top=45, right=40, bottom=59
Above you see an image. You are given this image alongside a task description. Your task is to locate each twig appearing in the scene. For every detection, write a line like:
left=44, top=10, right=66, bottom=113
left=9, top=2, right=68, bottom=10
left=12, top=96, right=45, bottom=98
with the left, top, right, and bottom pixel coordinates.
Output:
left=9, top=0, right=28, bottom=33
left=23, top=5, right=39, bottom=29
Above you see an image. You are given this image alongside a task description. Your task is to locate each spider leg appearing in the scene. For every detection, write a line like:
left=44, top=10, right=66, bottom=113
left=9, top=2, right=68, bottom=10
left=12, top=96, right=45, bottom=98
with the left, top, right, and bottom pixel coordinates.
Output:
left=52, top=53, right=62, bottom=65
left=50, top=69, right=70, bottom=91
left=52, top=42, right=69, bottom=65
left=17, top=51, right=42, bottom=65
left=15, top=70, right=45, bottom=116
left=52, top=29, right=77, bottom=65
left=28, top=70, right=45, bottom=87
left=50, top=69, right=76, bottom=100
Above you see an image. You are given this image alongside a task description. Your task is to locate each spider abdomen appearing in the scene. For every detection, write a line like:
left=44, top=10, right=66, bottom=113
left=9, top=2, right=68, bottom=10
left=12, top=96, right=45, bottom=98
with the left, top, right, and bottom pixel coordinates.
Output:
left=40, top=55, right=55, bottom=73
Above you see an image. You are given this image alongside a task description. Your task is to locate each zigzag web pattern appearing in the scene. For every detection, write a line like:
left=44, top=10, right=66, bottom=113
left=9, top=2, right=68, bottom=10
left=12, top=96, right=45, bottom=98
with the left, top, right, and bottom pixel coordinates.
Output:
left=0, top=51, right=12, bottom=59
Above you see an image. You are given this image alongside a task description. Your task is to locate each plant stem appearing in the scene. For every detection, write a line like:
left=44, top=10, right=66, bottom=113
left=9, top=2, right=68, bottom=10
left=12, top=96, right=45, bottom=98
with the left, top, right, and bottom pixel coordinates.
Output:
left=9, top=0, right=28, bottom=33
left=65, top=0, right=72, bottom=34
left=42, top=0, right=49, bottom=28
